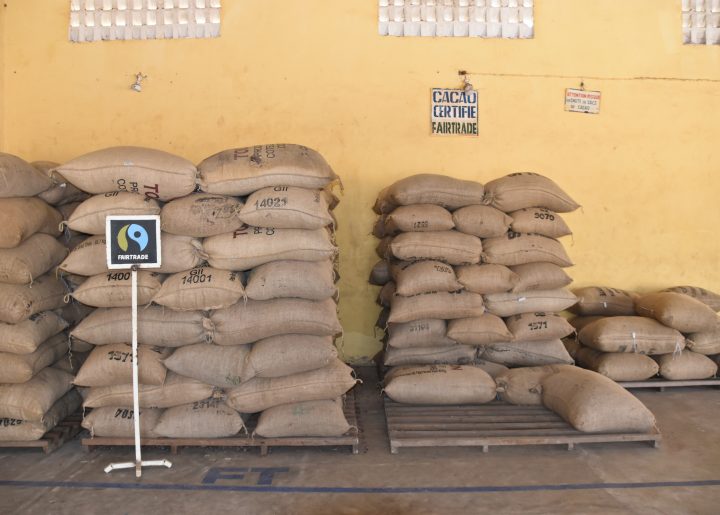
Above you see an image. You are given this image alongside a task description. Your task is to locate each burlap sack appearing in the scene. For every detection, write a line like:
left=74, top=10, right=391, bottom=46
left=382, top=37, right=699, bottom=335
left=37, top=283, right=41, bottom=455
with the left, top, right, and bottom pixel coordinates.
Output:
left=204, top=227, right=336, bottom=271
left=83, top=372, right=215, bottom=409
left=578, top=316, right=685, bottom=355
left=383, top=174, right=485, bottom=210
left=389, top=231, right=482, bottom=265
left=376, top=307, right=390, bottom=329
left=505, top=312, right=575, bottom=342
left=452, top=205, right=513, bottom=238
left=663, top=286, right=720, bottom=312
left=686, top=327, right=720, bottom=355
left=255, top=398, right=349, bottom=438
left=153, top=267, right=244, bottom=311
left=576, top=347, right=659, bottom=381
left=394, top=260, right=463, bottom=297
left=74, top=344, right=171, bottom=387
left=495, top=365, right=572, bottom=405
left=483, top=173, right=580, bottom=213
left=0, top=153, right=53, bottom=198
left=372, top=216, right=387, bottom=238
left=56, top=146, right=197, bottom=201
left=0, top=275, right=67, bottom=324
left=571, top=287, right=638, bottom=316
left=375, top=237, right=393, bottom=259
left=541, top=367, right=657, bottom=433
left=163, top=343, right=248, bottom=388
left=377, top=281, right=395, bottom=307
left=33, top=161, right=88, bottom=206
left=245, top=260, right=336, bottom=301
left=0, top=334, right=68, bottom=384
left=0, top=389, right=81, bottom=442
left=72, top=271, right=163, bottom=308
left=508, top=208, right=572, bottom=238
left=455, top=264, right=519, bottom=294
left=0, top=368, right=74, bottom=421
left=226, top=360, right=356, bottom=413
left=510, top=262, right=573, bottom=292
left=635, top=292, right=719, bottom=333
left=0, top=198, right=63, bottom=249
left=155, top=398, right=245, bottom=438
left=67, top=192, right=162, bottom=235
left=373, top=187, right=395, bottom=215
left=473, top=359, right=510, bottom=379
left=240, top=186, right=333, bottom=230
left=82, top=407, right=162, bottom=438
left=59, top=301, right=93, bottom=329
left=384, top=364, right=496, bottom=405
left=479, top=340, right=574, bottom=367
left=655, top=351, right=718, bottom=380
left=0, top=312, right=68, bottom=355
left=387, top=319, right=456, bottom=348
left=244, top=334, right=338, bottom=379
left=384, top=345, right=477, bottom=366
left=57, top=201, right=82, bottom=221
left=384, top=204, right=455, bottom=234
left=446, top=315, right=513, bottom=345
left=568, top=316, right=605, bottom=331
left=0, top=234, right=67, bottom=284
left=482, top=233, right=573, bottom=267
left=161, top=193, right=244, bottom=237
left=388, top=291, right=485, bottom=324
left=52, top=350, right=89, bottom=374
left=198, top=144, right=337, bottom=196
left=212, top=298, right=341, bottom=345
left=483, top=289, right=577, bottom=317
left=58, top=235, right=107, bottom=276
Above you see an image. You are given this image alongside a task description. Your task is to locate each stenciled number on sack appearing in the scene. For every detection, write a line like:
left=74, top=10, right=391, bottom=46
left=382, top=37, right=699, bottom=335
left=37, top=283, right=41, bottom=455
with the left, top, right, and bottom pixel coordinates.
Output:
left=107, top=272, right=131, bottom=281
left=528, top=321, right=548, bottom=331
left=107, top=351, right=133, bottom=362
left=182, top=268, right=213, bottom=285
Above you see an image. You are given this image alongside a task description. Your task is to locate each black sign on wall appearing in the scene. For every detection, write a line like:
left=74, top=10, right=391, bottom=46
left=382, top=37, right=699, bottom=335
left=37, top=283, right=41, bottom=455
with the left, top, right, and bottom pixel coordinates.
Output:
left=106, top=216, right=162, bottom=269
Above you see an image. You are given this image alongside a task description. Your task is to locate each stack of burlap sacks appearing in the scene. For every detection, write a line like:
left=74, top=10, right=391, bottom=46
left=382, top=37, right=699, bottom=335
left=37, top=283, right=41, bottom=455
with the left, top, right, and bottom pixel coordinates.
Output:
left=567, top=286, right=720, bottom=381
left=0, top=153, right=85, bottom=442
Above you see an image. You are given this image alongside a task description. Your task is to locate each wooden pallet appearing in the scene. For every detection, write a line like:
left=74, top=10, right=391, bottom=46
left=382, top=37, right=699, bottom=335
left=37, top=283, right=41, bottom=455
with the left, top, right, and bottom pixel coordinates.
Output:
left=0, top=412, right=83, bottom=454
left=82, top=392, right=361, bottom=456
left=619, top=378, right=720, bottom=391
left=384, top=399, right=661, bottom=454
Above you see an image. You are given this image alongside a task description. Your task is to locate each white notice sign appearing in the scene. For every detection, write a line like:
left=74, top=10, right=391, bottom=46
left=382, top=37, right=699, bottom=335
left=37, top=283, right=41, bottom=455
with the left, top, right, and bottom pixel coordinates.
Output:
left=565, top=88, right=601, bottom=114
left=431, top=88, right=478, bottom=136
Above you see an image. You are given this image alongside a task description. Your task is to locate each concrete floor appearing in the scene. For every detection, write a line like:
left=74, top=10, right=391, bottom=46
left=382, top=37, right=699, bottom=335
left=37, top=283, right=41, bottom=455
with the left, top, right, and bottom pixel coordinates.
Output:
left=1, top=367, right=719, bottom=515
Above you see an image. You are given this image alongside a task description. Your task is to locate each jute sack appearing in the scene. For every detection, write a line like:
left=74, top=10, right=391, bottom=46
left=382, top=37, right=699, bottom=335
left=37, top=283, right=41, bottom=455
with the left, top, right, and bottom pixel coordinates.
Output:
left=72, top=307, right=211, bottom=347
left=578, top=316, right=685, bottom=355
left=244, top=335, right=338, bottom=379
left=153, top=267, right=244, bottom=311
left=204, top=227, right=336, bottom=271
left=394, top=260, right=463, bottom=297
left=211, top=298, right=341, bottom=346
left=446, top=315, right=513, bottom=345
left=52, top=350, right=89, bottom=375
left=0, top=312, right=68, bottom=354
left=66, top=192, right=161, bottom=235
left=0, top=275, right=67, bottom=324
left=372, top=216, right=387, bottom=238
left=508, top=208, right=572, bottom=238
left=0, top=234, right=67, bottom=284
left=656, top=351, right=718, bottom=380
left=663, top=286, right=720, bottom=312
left=571, top=287, right=638, bottom=316
left=82, top=407, right=162, bottom=438
left=686, top=327, right=720, bottom=355
left=635, top=292, right=719, bottom=333
left=245, top=260, right=336, bottom=301
left=451, top=205, right=513, bottom=238
left=55, top=146, right=197, bottom=201
left=255, top=398, right=350, bottom=438
left=59, top=300, right=94, bottom=328
left=226, top=360, right=356, bottom=413
left=541, top=367, right=657, bottom=433
left=479, top=340, right=574, bottom=367
left=388, top=292, right=485, bottom=324
left=161, top=193, right=244, bottom=237
left=0, top=368, right=74, bottom=421
left=510, top=262, right=573, bottom=292
left=384, top=204, right=455, bottom=234
left=0, top=153, right=53, bottom=197
left=483, top=289, right=578, bottom=318
left=57, top=201, right=82, bottom=222
left=373, top=187, right=396, bottom=215
left=383, top=174, right=485, bottom=210
left=72, top=271, right=163, bottom=308
left=384, top=345, right=477, bottom=366
left=505, top=312, right=575, bottom=342
left=482, top=232, right=573, bottom=267
left=387, top=319, right=455, bottom=348
left=0, top=389, right=81, bottom=442
left=383, top=364, right=496, bottom=405
left=198, top=144, right=338, bottom=196
left=58, top=235, right=107, bottom=276
left=495, top=365, right=572, bottom=405
left=163, top=343, right=248, bottom=388
left=376, top=307, right=390, bottom=329
left=0, top=334, right=68, bottom=384
left=83, top=372, right=216, bottom=409
left=375, top=236, right=393, bottom=260
left=483, top=173, right=580, bottom=213
left=154, top=398, right=245, bottom=438
left=455, top=264, right=519, bottom=294
left=568, top=316, right=605, bottom=332
left=74, top=344, right=171, bottom=387
left=241, top=186, right=333, bottom=230
left=474, top=359, right=510, bottom=379
left=389, top=231, right=482, bottom=265
left=33, top=161, right=88, bottom=206
left=0, top=198, right=63, bottom=248
left=576, top=347, right=659, bottom=381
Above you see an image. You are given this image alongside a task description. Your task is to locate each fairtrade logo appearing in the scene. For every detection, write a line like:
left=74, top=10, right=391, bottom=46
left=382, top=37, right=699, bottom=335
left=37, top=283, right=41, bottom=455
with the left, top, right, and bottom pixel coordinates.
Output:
left=117, top=224, right=149, bottom=252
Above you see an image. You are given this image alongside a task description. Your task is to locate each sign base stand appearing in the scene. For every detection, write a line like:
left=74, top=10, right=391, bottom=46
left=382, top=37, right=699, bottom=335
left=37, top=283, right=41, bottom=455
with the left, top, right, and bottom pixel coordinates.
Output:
left=104, top=460, right=172, bottom=477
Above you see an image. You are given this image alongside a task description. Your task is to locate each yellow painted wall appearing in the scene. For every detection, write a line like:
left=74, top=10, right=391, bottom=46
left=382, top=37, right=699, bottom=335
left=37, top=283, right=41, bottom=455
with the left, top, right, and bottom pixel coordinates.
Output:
left=2, top=1, right=719, bottom=361
left=0, top=4, right=5, bottom=148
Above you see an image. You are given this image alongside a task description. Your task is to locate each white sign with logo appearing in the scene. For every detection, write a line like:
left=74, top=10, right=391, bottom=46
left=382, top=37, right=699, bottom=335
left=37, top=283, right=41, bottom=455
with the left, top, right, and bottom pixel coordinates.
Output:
left=565, top=88, right=601, bottom=114
left=431, top=88, right=479, bottom=136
